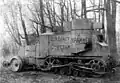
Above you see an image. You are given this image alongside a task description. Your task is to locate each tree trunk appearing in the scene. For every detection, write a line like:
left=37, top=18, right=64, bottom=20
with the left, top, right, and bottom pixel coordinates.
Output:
left=81, top=0, right=87, bottom=18
left=61, top=0, right=64, bottom=32
left=21, top=19, right=30, bottom=45
left=106, top=0, right=118, bottom=66
left=66, top=1, right=69, bottom=21
left=40, top=0, right=46, bottom=33
left=53, top=0, right=56, bottom=26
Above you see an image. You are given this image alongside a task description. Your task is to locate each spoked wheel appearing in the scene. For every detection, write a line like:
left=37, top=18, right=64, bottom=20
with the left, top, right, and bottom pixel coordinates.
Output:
left=41, top=57, right=60, bottom=71
left=89, top=59, right=106, bottom=73
left=10, top=57, right=23, bottom=72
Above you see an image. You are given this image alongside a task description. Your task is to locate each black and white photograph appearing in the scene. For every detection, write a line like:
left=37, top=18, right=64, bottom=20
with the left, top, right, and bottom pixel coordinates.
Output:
left=0, top=0, right=120, bottom=83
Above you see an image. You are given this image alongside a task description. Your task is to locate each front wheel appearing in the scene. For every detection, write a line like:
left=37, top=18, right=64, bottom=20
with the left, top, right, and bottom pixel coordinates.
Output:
left=10, top=57, right=23, bottom=72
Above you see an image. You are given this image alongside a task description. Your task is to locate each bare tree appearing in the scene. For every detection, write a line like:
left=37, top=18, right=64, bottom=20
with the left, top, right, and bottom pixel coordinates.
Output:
left=44, top=0, right=54, bottom=31
left=27, top=0, right=41, bottom=35
left=18, top=3, right=30, bottom=45
left=2, top=0, right=31, bottom=46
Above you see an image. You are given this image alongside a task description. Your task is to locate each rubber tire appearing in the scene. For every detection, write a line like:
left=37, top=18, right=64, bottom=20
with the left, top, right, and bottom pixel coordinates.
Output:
left=10, top=56, right=23, bottom=72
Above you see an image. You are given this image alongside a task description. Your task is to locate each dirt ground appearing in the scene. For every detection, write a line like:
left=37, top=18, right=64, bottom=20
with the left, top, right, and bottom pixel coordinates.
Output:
left=1, top=56, right=120, bottom=83
left=1, top=66, right=120, bottom=83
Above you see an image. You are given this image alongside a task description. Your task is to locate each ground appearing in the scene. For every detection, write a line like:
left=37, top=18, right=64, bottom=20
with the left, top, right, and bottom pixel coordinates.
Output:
left=1, top=56, right=120, bottom=83
left=1, top=66, right=120, bottom=83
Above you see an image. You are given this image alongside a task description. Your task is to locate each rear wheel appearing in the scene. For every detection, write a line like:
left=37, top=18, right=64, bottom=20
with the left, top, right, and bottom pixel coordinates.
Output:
left=59, top=67, right=66, bottom=75
left=92, top=73, right=103, bottom=78
left=72, top=69, right=79, bottom=77
left=79, top=71, right=86, bottom=77
left=52, top=67, right=59, bottom=74
left=89, top=59, right=106, bottom=73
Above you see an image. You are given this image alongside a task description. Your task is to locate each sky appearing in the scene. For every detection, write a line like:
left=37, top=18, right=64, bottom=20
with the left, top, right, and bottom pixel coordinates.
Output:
left=0, top=16, right=4, bottom=34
